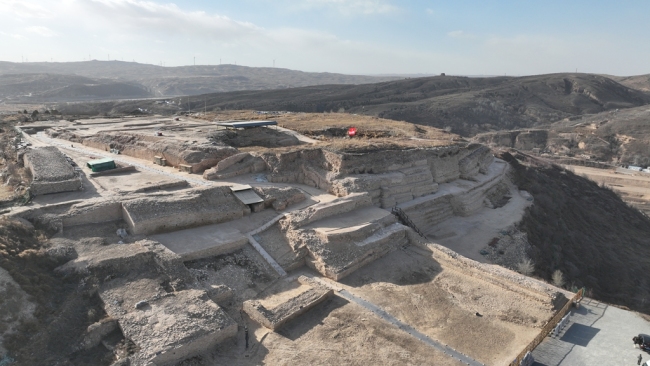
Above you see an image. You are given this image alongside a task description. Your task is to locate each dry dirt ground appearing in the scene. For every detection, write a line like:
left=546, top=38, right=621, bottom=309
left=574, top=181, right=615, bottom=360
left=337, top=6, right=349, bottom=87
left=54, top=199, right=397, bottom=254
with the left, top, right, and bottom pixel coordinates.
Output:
left=566, top=165, right=650, bottom=215
left=184, top=246, right=557, bottom=366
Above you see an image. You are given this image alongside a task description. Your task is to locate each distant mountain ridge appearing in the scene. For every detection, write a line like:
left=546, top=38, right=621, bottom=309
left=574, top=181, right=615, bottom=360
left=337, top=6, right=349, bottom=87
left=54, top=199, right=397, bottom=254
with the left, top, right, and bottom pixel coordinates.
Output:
left=56, top=72, right=650, bottom=137
left=0, top=61, right=401, bottom=101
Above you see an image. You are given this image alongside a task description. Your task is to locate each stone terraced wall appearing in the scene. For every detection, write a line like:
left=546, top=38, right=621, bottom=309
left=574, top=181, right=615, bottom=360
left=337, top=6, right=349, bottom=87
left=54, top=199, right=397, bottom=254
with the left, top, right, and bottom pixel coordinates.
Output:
left=121, top=186, right=249, bottom=235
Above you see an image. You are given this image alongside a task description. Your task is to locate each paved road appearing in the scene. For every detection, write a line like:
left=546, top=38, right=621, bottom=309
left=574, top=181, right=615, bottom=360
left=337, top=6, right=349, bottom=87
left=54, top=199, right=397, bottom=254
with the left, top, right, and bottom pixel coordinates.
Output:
left=532, top=298, right=650, bottom=366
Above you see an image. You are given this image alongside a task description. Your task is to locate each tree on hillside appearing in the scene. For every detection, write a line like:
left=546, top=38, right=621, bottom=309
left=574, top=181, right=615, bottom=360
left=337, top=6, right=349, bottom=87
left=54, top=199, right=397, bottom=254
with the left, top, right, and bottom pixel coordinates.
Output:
left=552, top=270, right=566, bottom=288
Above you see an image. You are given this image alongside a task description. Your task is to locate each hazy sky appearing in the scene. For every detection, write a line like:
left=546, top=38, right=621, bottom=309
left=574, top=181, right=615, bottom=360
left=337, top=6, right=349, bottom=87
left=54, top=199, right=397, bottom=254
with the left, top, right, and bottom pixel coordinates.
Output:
left=0, top=0, right=648, bottom=76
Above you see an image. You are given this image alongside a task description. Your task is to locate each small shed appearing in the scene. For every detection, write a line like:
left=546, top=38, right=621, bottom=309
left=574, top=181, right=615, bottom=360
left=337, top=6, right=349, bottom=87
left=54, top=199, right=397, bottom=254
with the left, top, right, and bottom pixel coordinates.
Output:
left=87, top=158, right=117, bottom=172
left=230, top=184, right=265, bottom=212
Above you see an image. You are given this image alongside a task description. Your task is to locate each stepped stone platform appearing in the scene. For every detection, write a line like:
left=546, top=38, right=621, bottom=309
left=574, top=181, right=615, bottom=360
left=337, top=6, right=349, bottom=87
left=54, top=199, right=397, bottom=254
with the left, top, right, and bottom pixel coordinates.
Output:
left=328, top=144, right=494, bottom=208
left=254, top=223, right=307, bottom=271
left=308, top=205, right=396, bottom=243
left=398, top=159, right=509, bottom=233
left=122, top=186, right=249, bottom=235
left=243, top=276, right=333, bottom=330
left=283, top=194, right=410, bottom=280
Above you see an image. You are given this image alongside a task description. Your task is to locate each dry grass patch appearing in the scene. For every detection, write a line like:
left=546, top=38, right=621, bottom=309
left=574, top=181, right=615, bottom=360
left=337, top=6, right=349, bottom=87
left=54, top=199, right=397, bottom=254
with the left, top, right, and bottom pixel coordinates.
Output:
left=206, top=110, right=456, bottom=140
left=206, top=110, right=461, bottom=153
left=277, top=113, right=451, bottom=139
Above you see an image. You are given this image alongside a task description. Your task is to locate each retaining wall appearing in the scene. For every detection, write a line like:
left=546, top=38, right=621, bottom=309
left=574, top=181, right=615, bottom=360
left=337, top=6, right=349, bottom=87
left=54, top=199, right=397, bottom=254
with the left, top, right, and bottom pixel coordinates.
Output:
left=398, top=160, right=509, bottom=231
left=29, top=178, right=82, bottom=195
left=61, top=200, right=123, bottom=227
left=243, top=276, right=333, bottom=330
left=122, top=187, right=248, bottom=235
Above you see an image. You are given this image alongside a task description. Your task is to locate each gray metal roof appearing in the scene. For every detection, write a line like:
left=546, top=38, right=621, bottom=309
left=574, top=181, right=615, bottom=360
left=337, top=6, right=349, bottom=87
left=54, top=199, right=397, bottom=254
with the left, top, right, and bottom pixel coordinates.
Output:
left=216, top=120, right=277, bottom=129
left=230, top=185, right=264, bottom=205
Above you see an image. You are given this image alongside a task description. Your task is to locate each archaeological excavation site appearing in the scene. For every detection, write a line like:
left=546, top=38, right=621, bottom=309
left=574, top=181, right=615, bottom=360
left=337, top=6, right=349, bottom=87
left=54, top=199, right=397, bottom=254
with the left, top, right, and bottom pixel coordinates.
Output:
left=0, top=112, right=589, bottom=365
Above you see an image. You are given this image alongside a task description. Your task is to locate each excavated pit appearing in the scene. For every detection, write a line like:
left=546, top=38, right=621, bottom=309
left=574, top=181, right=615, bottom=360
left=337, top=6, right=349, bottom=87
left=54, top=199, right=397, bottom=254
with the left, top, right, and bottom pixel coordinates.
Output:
left=2, top=115, right=570, bottom=365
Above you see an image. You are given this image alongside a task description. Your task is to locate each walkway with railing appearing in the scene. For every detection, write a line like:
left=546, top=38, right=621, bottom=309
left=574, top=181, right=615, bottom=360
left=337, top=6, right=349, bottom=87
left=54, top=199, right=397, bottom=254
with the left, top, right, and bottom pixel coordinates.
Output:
left=391, top=206, right=425, bottom=237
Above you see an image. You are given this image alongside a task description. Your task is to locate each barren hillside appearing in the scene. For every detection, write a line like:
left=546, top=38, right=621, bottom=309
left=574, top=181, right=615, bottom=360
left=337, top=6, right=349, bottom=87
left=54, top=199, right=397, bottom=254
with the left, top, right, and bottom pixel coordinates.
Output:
left=501, top=151, right=650, bottom=314
left=0, top=74, right=153, bottom=102
left=606, top=74, right=650, bottom=92
left=550, top=105, right=650, bottom=166
left=60, top=73, right=650, bottom=137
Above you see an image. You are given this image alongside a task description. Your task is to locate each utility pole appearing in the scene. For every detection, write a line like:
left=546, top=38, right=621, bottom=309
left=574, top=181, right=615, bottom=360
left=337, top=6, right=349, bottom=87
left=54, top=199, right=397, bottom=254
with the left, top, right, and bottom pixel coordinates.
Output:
left=194, top=56, right=195, bottom=66
left=273, top=59, right=275, bottom=68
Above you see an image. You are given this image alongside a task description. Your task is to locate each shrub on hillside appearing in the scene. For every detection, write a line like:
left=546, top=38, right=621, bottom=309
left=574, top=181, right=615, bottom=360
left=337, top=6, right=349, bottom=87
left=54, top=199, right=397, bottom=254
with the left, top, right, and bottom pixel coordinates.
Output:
left=500, top=152, right=650, bottom=314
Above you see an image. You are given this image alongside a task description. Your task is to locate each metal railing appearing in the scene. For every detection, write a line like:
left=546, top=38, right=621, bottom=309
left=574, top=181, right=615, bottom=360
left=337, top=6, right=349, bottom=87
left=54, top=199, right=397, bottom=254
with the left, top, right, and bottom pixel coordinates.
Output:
left=391, top=206, right=425, bottom=238
left=509, top=288, right=585, bottom=366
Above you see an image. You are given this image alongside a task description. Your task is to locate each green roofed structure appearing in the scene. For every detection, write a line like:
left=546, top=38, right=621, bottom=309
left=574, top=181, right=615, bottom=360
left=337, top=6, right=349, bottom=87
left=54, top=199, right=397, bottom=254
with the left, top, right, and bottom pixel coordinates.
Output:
left=87, top=157, right=116, bottom=172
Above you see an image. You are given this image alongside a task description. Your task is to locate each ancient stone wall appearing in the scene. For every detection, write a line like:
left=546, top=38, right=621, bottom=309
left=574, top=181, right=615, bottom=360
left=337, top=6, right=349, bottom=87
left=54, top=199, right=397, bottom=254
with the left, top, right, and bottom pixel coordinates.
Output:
left=29, top=178, right=82, bottom=195
left=281, top=196, right=409, bottom=280
left=458, top=145, right=494, bottom=179
left=428, top=152, right=461, bottom=183
left=399, top=194, right=455, bottom=230
left=243, top=276, right=333, bottom=330
left=122, top=186, right=248, bottom=235
left=145, top=290, right=238, bottom=365
left=250, top=144, right=495, bottom=210
left=86, top=239, right=237, bottom=366
left=23, top=146, right=82, bottom=195
left=61, top=200, right=123, bottom=227
left=282, top=193, right=372, bottom=230
left=203, top=152, right=266, bottom=180
left=451, top=162, right=509, bottom=217
left=82, top=133, right=238, bottom=173
left=399, top=160, right=510, bottom=233
left=259, top=148, right=334, bottom=191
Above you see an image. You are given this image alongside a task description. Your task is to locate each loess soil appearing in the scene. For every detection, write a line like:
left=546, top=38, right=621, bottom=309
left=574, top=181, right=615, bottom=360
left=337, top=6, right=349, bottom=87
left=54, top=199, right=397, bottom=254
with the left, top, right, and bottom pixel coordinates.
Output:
left=501, top=151, right=650, bottom=314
